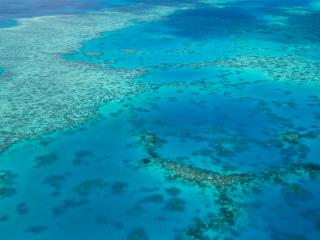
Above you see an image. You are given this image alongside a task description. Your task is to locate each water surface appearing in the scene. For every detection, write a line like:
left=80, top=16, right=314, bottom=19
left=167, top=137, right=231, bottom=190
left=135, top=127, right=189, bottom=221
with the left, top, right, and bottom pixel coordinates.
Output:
left=0, top=0, right=320, bottom=239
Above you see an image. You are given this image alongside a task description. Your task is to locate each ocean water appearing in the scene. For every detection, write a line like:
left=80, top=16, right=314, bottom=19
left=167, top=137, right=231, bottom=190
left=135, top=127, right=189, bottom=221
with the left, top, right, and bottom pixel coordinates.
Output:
left=0, top=0, right=320, bottom=239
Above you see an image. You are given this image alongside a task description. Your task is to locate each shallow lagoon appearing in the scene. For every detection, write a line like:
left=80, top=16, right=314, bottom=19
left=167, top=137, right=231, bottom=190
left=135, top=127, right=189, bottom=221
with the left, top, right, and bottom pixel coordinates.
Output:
left=0, top=0, right=320, bottom=239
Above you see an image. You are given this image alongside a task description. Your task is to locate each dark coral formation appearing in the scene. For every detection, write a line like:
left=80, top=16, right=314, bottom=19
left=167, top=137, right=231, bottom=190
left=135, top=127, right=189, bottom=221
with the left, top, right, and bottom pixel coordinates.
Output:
left=74, top=179, right=108, bottom=196
left=0, top=215, right=9, bottom=223
left=279, top=131, right=301, bottom=144
left=0, top=170, right=17, bottom=198
left=16, top=202, right=29, bottom=215
left=165, top=197, right=186, bottom=212
left=139, top=194, right=164, bottom=204
left=127, top=227, right=149, bottom=240
left=0, top=170, right=17, bottom=184
left=272, top=129, right=320, bottom=162
left=73, top=150, right=94, bottom=166
left=52, top=199, right=88, bottom=216
left=42, top=174, right=67, bottom=195
left=33, top=152, right=58, bottom=168
left=165, top=187, right=181, bottom=197
left=111, top=181, right=129, bottom=196
left=138, top=131, right=320, bottom=238
left=25, top=225, right=48, bottom=234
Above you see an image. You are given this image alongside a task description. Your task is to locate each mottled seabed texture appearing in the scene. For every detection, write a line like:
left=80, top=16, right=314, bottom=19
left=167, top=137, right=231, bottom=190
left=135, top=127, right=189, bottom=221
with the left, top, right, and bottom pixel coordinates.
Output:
left=0, top=0, right=320, bottom=239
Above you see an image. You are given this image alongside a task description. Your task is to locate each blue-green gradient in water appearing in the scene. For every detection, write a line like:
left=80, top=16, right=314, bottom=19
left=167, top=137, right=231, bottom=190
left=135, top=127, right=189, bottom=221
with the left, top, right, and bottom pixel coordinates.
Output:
left=0, top=0, right=320, bottom=239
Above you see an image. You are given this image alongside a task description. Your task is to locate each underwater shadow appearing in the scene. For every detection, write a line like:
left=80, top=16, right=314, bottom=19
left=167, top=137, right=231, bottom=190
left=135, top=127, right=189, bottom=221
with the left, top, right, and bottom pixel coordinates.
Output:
left=160, top=5, right=262, bottom=39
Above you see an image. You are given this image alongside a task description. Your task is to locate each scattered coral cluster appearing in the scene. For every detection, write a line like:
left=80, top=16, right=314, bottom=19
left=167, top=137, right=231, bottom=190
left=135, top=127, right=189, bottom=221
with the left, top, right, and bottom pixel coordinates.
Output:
left=0, top=170, right=17, bottom=199
left=138, top=132, right=320, bottom=239
left=209, top=55, right=320, bottom=82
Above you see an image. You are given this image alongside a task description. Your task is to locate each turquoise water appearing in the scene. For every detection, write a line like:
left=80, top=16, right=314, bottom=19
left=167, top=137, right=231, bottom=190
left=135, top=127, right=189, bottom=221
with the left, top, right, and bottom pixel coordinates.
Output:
left=0, top=19, right=17, bottom=28
left=1, top=0, right=320, bottom=239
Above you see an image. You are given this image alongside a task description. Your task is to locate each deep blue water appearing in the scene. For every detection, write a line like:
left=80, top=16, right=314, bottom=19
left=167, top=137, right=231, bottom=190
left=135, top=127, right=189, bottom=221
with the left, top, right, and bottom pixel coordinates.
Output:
left=0, top=0, right=140, bottom=27
left=1, top=0, right=320, bottom=239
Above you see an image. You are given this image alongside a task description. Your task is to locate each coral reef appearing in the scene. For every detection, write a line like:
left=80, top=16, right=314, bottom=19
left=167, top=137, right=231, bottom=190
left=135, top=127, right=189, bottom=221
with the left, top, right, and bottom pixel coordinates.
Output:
left=25, top=225, right=48, bottom=234
left=139, top=194, right=164, bottom=204
left=73, top=150, right=94, bottom=166
left=0, top=170, right=17, bottom=198
left=0, top=5, right=187, bottom=153
left=42, top=174, right=67, bottom=193
left=165, top=187, right=181, bottom=197
left=138, top=131, right=320, bottom=238
left=111, top=182, right=129, bottom=196
left=52, top=199, right=88, bottom=216
left=165, top=197, right=186, bottom=212
left=74, top=179, right=108, bottom=196
left=16, top=202, right=29, bottom=215
left=33, top=152, right=58, bottom=168
left=127, top=227, right=149, bottom=240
